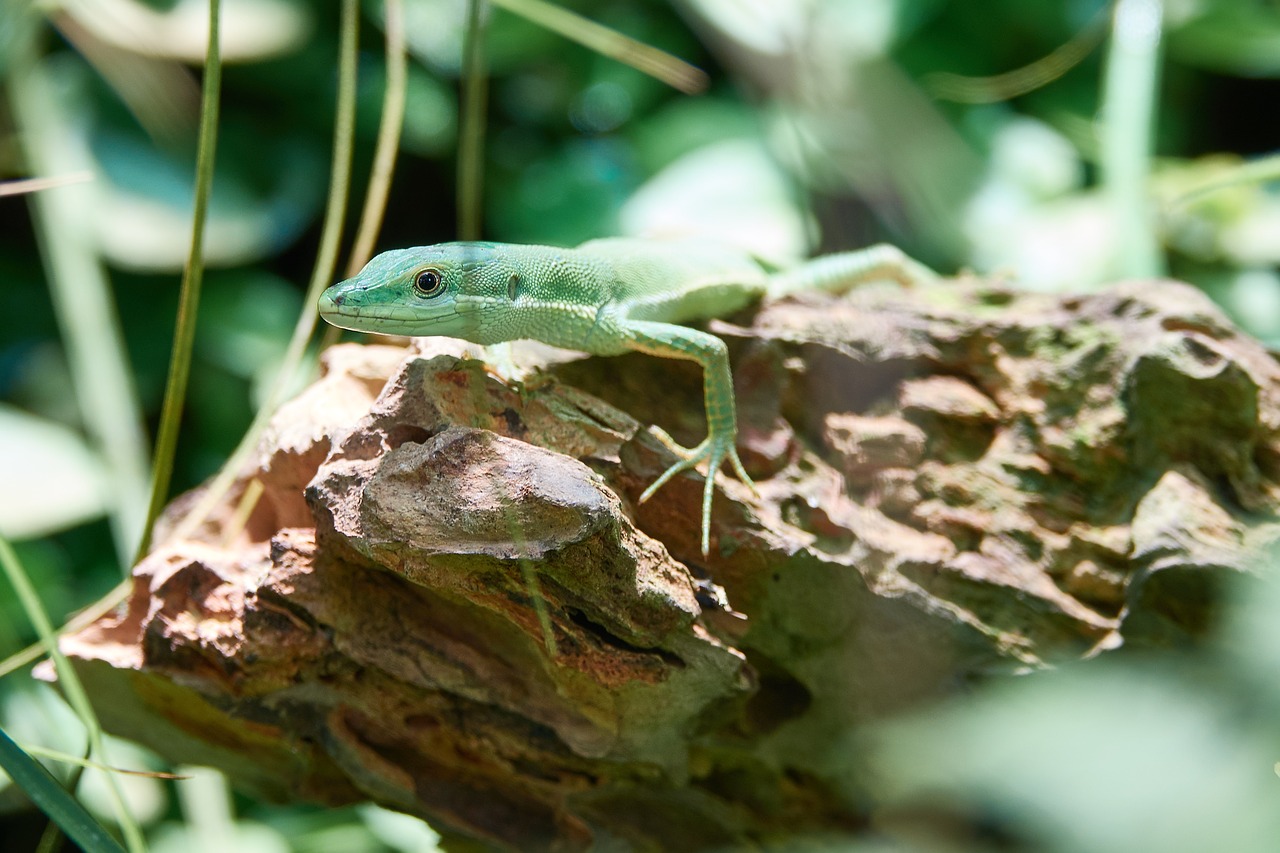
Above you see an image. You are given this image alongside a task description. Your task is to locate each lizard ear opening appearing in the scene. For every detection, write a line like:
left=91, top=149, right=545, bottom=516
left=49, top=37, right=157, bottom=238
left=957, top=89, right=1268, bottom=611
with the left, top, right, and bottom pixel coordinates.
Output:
left=413, top=268, right=446, bottom=298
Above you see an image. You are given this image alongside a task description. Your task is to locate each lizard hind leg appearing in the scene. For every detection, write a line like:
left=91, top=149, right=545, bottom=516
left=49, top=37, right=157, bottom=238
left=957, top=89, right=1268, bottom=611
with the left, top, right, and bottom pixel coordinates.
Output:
left=637, top=426, right=703, bottom=502
left=767, top=243, right=937, bottom=298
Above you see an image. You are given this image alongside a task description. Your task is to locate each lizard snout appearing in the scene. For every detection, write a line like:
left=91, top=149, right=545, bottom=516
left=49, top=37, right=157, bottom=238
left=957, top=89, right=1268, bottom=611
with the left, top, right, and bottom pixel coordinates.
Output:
left=317, top=289, right=344, bottom=316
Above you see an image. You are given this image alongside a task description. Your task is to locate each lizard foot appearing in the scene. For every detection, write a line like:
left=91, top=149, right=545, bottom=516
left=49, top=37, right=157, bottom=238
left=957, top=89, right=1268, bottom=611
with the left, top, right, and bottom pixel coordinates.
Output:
left=639, top=427, right=757, bottom=556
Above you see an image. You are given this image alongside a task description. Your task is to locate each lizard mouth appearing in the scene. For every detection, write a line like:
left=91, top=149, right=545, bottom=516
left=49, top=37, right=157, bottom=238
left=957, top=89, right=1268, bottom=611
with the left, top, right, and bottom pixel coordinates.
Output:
left=318, top=295, right=462, bottom=334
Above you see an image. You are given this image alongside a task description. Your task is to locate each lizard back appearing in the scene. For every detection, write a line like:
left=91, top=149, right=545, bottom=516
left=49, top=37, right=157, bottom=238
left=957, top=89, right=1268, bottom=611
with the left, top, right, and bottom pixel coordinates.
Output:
left=577, top=238, right=770, bottom=324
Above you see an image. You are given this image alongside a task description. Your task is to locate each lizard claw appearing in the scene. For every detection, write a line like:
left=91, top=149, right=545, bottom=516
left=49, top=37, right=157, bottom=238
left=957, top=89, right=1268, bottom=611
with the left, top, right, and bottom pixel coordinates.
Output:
left=640, top=427, right=754, bottom=556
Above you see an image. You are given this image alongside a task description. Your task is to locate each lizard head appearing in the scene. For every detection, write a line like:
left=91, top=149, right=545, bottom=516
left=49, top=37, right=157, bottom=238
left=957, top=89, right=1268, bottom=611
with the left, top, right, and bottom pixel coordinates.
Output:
left=318, top=242, right=516, bottom=340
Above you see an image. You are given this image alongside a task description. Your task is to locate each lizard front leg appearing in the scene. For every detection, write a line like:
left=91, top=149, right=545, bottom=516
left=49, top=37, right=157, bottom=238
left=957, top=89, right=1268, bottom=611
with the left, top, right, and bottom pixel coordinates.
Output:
left=623, top=320, right=755, bottom=556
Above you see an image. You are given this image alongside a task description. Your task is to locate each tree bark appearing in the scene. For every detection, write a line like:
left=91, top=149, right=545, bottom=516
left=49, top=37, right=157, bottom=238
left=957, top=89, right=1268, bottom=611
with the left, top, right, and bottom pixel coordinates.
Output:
left=58, top=277, right=1280, bottom=850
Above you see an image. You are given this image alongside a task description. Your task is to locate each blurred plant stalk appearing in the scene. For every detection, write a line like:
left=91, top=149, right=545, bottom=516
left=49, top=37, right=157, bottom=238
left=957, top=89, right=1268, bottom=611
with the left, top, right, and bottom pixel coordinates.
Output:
left=7, top=19, right=150, bottom=567
left=1101, top=0, right=1165, bottom=279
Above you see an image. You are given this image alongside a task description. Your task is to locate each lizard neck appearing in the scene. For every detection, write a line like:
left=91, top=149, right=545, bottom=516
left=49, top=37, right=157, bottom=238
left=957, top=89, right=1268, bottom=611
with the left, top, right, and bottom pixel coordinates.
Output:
left=470, top=245, right=624, bottom=352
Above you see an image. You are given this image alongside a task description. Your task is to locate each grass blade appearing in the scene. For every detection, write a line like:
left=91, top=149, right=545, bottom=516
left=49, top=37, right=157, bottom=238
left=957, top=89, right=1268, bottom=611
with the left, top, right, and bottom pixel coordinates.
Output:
left=0, top=726, right=126, bottom=853
left=0, top=534, right=145, bottom=852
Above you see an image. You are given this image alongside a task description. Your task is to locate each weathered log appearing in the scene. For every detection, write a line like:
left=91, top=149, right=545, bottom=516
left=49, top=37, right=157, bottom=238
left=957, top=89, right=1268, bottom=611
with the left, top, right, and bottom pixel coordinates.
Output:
left=59, top=277, right=1280, bottom=850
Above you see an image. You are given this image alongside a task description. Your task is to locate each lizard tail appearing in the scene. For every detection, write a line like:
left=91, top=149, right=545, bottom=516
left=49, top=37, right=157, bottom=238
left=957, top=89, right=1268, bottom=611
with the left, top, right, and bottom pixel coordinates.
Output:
left=766, top=243, right=936, bottom=299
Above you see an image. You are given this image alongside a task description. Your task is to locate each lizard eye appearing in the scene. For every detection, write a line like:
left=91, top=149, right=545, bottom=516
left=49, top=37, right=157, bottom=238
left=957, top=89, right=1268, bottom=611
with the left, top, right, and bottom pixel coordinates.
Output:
left=413, top=268, right=445, bottom=297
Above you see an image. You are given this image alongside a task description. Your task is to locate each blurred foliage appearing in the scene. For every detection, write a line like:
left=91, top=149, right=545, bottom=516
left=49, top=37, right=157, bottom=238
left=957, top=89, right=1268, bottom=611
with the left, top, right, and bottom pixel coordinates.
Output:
left=3, top=0, right=1280, bottom=848
left=857, top=563, right=1280, bottom=853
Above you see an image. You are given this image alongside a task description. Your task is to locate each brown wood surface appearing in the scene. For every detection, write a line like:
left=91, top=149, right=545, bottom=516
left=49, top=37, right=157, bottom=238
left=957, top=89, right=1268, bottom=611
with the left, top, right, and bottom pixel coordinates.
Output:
left=58, top=277, right=1280, bottom=850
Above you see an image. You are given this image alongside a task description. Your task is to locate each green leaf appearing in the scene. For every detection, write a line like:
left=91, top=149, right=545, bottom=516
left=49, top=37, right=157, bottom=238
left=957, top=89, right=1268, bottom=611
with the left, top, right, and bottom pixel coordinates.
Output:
left=0, top=405, right=108, bottom=539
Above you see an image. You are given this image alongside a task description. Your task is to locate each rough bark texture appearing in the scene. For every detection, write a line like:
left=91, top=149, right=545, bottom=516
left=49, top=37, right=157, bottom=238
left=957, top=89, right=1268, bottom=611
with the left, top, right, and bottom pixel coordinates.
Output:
left=60, top=277, right=1280, bottom=850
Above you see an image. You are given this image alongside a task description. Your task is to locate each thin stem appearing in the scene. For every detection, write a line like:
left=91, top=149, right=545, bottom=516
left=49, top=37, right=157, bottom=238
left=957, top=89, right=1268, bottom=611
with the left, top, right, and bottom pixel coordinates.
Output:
left=166, top=0, right=360, bottom=544
left=1167, top=153, right=1280, bottom=209
left=135, top=0, right=223, bottom=561
left=345, top=0, right=408, bottom=276
left=0, top=579, right=131, bottom=680
left=926, top=3, right=1110, bottom=103
left=489, top=0, right=707, bottom=93
left=458, top=0, right=489, bottom=240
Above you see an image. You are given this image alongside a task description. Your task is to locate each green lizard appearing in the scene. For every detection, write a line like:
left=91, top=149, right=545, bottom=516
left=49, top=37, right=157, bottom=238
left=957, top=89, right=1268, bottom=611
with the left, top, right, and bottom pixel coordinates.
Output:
left=318, top=238, right=934, bottom=556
